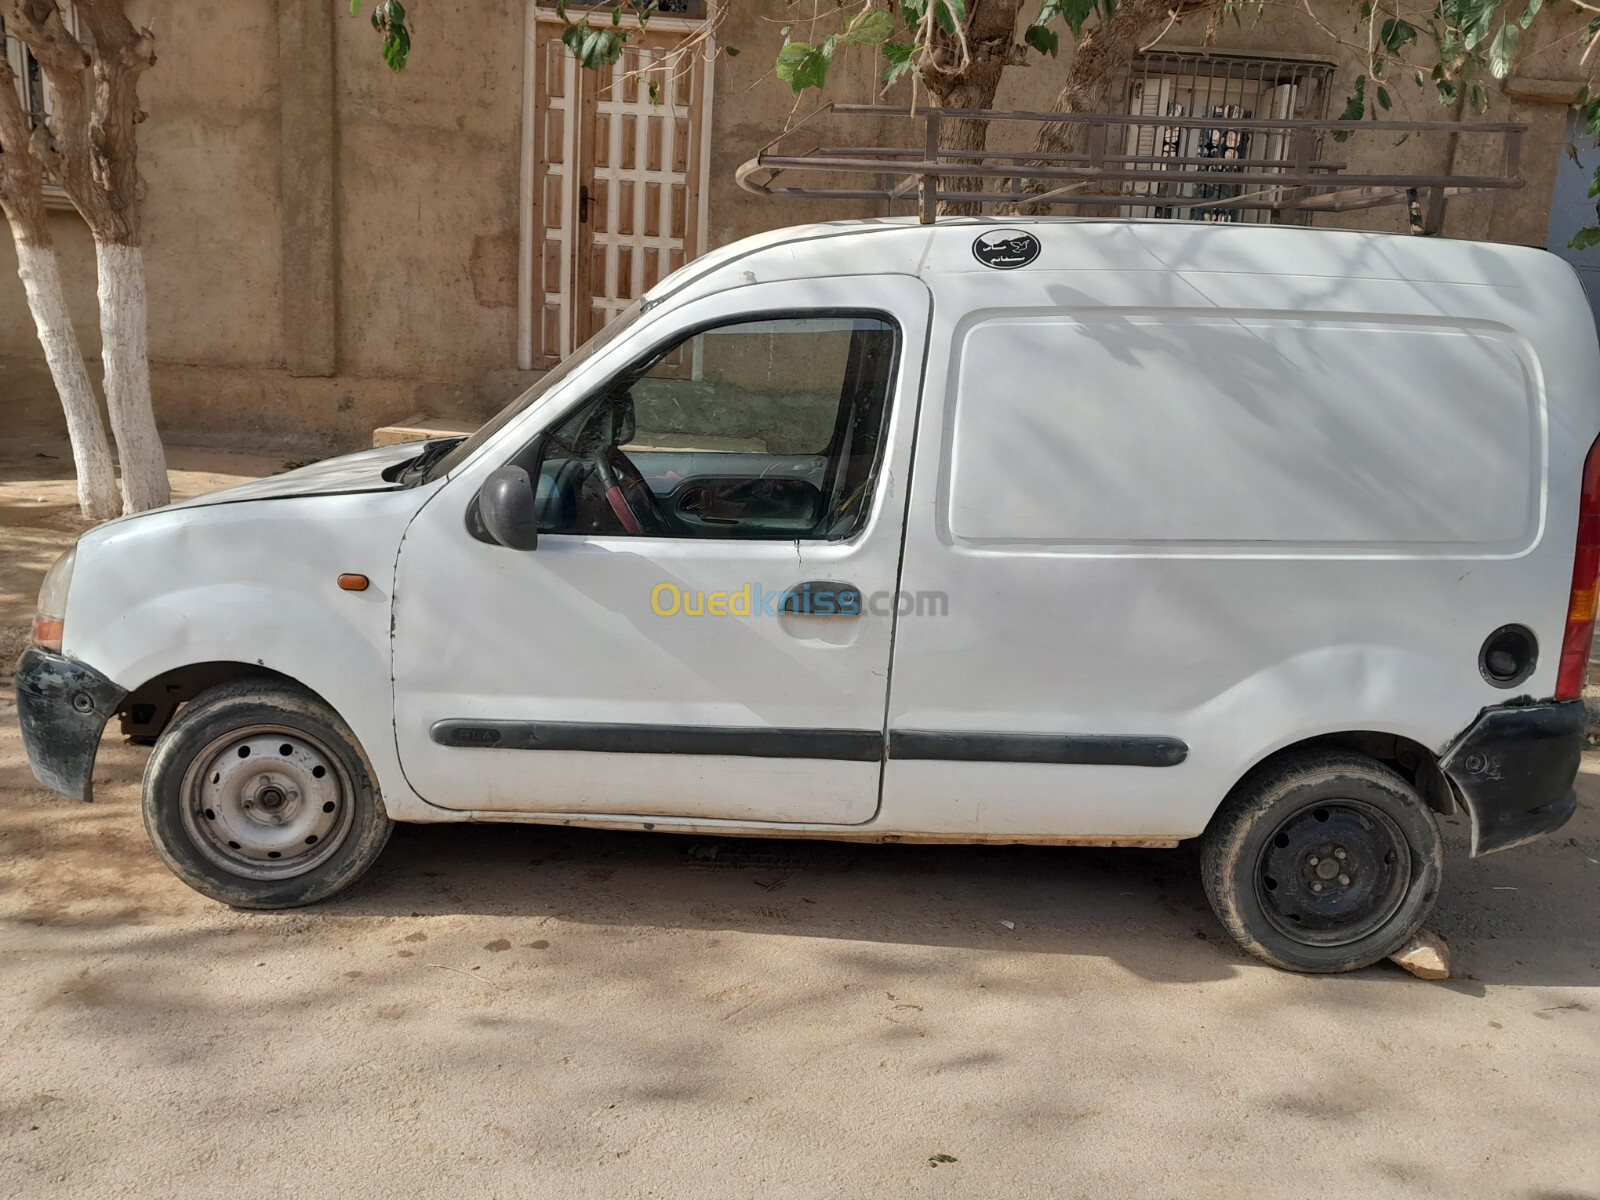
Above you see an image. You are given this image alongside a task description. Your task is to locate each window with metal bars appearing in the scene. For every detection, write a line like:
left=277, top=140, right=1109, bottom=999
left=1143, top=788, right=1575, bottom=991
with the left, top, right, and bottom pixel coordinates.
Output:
left=554, top=0, right=707, bottom=18
left=1121, top=50, right=1334, bottom=224
left=1, top=8, right=77, bottom=205
left=1, top=13, right=51, bottom=130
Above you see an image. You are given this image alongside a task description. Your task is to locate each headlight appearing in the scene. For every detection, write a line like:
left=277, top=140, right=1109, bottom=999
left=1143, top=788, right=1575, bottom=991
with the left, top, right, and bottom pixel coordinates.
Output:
left=33, top=546, right=76, bottom=652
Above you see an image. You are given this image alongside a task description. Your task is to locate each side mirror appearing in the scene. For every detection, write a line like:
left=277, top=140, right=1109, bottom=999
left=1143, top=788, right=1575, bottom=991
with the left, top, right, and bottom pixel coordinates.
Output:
left=476, top=465, right=540, bottom=550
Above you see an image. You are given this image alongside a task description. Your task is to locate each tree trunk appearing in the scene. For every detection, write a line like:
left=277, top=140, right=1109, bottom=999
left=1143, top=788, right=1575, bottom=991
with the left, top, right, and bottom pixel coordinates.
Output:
left=0, top=35, right=119, bottom=519
left=15, top=243, right=120, bottom=517
left=95, top=240, right=166, bottom=511
left=919, top=0, right=1023, bottom=215
left=10, top=0, right=169, bottom=511
left=1018, top=0, right=1218, bottom=214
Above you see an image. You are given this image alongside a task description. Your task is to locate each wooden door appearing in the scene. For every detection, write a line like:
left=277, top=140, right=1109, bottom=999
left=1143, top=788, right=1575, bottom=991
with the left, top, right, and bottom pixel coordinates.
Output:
left=531, top=17, right=709, bottom=365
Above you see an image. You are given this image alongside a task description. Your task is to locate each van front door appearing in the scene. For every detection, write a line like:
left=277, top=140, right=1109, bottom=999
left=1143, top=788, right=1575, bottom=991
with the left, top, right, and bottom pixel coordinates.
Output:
left=390, top=276, right=929, bottom=823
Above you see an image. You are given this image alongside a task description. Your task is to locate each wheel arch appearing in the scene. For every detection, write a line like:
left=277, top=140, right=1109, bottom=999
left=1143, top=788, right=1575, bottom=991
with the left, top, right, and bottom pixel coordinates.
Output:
left=1228, top=730, right=1458, bottom=819
left=121, top=660, right=335, bottom=744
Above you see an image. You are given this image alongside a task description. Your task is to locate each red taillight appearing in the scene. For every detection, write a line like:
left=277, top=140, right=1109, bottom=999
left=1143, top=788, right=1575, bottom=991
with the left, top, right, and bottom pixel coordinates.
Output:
left=1556, top=433, right=1600, bottom=699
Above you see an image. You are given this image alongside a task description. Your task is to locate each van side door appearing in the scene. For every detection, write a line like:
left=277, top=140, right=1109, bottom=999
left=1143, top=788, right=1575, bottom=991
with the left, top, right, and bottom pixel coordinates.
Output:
left=390, top=276, right=930, bottom=823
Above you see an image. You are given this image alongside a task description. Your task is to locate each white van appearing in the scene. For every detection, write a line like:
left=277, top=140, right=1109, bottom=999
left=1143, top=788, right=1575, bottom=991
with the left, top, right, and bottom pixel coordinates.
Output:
left=16, top=218, right=1596, bottom=973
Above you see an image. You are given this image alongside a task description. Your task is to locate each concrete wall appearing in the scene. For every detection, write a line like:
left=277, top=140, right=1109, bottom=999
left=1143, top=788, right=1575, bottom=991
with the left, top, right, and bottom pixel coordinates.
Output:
left=0, top=0, right=1592, bottom=450
left=2, top=0, right=531, bottom=451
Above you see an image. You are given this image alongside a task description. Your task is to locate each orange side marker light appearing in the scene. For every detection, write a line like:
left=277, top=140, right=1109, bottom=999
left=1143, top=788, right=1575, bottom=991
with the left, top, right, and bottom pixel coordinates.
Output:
left=338, top=574, right=370, bottom=592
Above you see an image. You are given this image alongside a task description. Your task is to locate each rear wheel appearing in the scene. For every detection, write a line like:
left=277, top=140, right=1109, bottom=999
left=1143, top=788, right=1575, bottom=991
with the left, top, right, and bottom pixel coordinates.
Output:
left=1200, top=750, right=1443, bottom=973
left=142, top=680, right=392, bottom=908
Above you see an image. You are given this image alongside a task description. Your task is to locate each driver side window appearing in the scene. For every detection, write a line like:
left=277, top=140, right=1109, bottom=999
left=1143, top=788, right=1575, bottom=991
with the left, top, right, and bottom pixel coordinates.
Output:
left=530, top=313, right=898, bottom=541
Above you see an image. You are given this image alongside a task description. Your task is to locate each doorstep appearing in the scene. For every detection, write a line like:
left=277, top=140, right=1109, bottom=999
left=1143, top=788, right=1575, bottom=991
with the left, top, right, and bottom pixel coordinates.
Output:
left=371, top=414, right=475, bottom=448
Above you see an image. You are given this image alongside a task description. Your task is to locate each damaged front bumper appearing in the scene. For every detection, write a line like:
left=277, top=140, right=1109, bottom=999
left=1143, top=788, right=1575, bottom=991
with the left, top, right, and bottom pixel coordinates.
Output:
left=13, top=646, right=127, bottom=802
left=1440, top=699, right=1584, bottom=857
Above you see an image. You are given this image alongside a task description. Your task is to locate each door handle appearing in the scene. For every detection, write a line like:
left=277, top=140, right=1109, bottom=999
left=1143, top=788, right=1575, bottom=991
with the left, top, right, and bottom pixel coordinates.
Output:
left=781, top=580, right=862, bottom=617
left=578, top=183, right=592, bottom=224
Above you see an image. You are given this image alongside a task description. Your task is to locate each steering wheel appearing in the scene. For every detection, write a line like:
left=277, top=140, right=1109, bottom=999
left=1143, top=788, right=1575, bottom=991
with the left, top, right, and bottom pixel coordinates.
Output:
left=595, top=445, right=677, bottom=536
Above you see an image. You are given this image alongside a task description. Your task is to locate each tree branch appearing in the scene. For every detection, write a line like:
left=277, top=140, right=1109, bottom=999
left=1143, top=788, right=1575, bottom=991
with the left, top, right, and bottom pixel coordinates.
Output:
left=0, top=48, right=50, bottom=244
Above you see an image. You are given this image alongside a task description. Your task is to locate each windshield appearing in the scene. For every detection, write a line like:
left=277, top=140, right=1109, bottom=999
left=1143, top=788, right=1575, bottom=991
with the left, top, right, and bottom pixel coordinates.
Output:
left=422, top=300, right=646, bottom=482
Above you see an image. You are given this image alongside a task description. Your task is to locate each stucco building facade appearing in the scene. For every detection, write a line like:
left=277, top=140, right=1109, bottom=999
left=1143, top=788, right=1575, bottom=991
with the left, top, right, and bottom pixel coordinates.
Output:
left=1, top=0, right=1594, bottom=451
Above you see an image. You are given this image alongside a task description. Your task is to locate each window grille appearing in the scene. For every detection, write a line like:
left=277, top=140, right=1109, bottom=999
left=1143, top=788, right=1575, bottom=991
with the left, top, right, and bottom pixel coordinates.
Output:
left=1, top=8, right=76, bottom=204
left=554, top=0, right=707, bottom=19
left=0, top=13, right=52, bottom=130
left=1122, top=51, right=1335, bottom=224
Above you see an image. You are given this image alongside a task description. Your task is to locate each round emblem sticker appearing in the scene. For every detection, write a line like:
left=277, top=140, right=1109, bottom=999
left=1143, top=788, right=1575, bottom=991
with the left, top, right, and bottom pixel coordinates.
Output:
left=972, top=229, right=1041, bottom=270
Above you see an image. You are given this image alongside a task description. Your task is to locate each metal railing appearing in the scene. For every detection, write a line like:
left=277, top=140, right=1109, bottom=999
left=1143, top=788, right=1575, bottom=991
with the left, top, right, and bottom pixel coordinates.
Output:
left=735, top=103, right=1526, bottom=233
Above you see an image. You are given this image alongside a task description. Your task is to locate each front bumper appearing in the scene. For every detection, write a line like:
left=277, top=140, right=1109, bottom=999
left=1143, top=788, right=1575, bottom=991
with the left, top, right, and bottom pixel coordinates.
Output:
left=1440, top=699, right=1584, bottom=857
left=13, top=646, right=127, bottom=802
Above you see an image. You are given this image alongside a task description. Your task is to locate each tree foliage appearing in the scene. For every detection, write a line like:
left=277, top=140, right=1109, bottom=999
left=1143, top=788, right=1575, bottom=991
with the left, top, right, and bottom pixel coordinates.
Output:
left=354, top=0, right=1600, bottom=247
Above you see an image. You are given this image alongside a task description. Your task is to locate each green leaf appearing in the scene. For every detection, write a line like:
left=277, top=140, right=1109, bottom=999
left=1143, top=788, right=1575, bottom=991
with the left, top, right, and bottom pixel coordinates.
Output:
left=383, top=28, right=409, bottom=70
left=1024, top=24, right=1059, bottom=55
left=1569, top=225, right=1600, bottom=250
left=1584, top=14, right=1600, bottom=46
left=368, top=0, right=410, bottom=70
left=1037, top=0, right=1097, bottom=37
left=349, top=0, right=361, bottom=15
left=1585, top=98, right=1600, bottom=137
left=1488, top=21, right=1519, bottom=79
left=1379, top=17, right=1418, bottom=54
left=1451, top=0, right=1496, bottom=49
left=1468, top=81, right=1490, bottom=110
left=1518, top=0, right=1541, bottom=26
left=775, top=40, right=831, bottom=94
left=564, top=22, right=628, bottom=69
left=647, top=80, right=660, bottom=105
left=1065, top=0, right=1097, bottom=34
left=724, top=45, right=741, bottom=56
left=842, top=9, right=896, bottom=45
left=882, top=40, right=916, bottom=85
left=1376, top=85, right=1392, bottom=109
left=1333, top=74, right=1365, bottom=141
left=1588, top=169, right=1600, bottom=198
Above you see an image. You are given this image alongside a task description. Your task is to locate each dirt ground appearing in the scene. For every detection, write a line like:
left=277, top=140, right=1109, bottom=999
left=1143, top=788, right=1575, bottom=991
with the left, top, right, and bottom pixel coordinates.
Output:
left=2, top=438, right=1598, bottom=1200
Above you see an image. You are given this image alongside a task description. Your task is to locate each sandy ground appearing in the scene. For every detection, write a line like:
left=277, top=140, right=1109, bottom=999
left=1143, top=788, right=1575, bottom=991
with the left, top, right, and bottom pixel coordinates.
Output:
left=1, top=439, right=1598, bottom=1200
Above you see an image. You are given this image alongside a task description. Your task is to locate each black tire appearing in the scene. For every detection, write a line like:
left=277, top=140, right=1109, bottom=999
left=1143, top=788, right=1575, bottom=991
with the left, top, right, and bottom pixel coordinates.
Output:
left=1200, top=750, right=1443, bottom=973
left=142, top=679, right=393, bottom=909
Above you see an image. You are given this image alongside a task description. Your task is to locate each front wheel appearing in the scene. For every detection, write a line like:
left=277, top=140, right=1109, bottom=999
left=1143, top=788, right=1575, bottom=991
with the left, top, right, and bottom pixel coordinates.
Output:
left=142, top=680, right=393, bottom=908
left=1200, top=750, right=1444, bottom=973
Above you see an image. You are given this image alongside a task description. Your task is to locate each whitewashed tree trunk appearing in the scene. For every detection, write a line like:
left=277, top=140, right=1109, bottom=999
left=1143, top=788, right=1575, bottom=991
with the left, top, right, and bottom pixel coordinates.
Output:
left=14, top=242, right=121, bottom=520
left=95, top=241, right=168, bottom=512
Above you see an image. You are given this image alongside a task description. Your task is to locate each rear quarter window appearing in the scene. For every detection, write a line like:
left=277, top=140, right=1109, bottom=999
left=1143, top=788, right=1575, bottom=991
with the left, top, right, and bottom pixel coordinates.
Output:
left=945, top=313, right=1540, bottom=551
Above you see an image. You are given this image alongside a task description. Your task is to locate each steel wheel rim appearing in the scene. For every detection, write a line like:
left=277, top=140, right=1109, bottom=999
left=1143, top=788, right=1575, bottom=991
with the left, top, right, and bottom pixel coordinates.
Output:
left=179, top=724, right=355, bottom=881
left=1254, top=798, right=1412, bottom=948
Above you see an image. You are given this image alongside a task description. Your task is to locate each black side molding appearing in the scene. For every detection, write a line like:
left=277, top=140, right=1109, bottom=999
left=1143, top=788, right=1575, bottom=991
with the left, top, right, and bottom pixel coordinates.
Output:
left=431, top=720, right=883, bottom=761
left=888, top=729, right=1187, bottom=767
left=433, top=720, right=1189, bottom=768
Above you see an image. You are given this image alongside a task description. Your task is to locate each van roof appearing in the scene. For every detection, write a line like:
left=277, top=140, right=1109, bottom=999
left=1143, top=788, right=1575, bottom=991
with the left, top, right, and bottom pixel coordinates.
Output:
left=647, top=216, right=1562, bottom=307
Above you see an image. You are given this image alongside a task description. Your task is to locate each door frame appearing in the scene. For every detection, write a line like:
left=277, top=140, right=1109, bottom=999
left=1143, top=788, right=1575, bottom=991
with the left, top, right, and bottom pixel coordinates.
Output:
left=517, top=1, right=716, bottom=370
